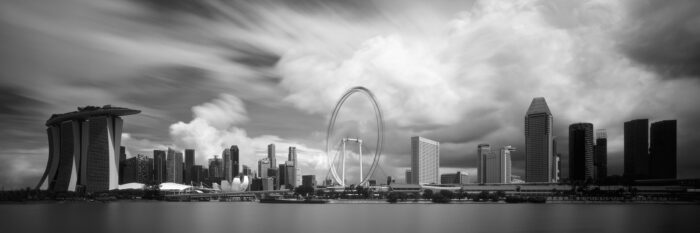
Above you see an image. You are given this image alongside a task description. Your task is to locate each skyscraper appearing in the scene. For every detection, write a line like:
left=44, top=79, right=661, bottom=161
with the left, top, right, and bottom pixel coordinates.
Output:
left=477, top=144, right=491, bottom=184
left=552, top=137, right=559, bottom=183
left=624, top=119, right=649, bottom=179
left=268, top=144, right=276, bottom=169
left=122, top=154, right=153, bottom=184
left=258, top=158, right=271, bottom=178
left=153, top=150, right=167, bottom=184
left=288, top=146, right=297, bottom=165
left=184, top=149, right=195, bottom=185
left=166, top=148, right=183, bottom=183
left=405, top=169, right=412, bottom=184
left=650, top=120, right=677, bottom=179
left=594, top=129, right=608, bottom=180
left=284, top=161, right=296, bottom=188
left=119, top=146, right=126, bottom=184
left=208, top=156, right=223, bottom=182
left=569, top=123, right=594, bottom=182
left=524, top=97, right=554, bottom=183
left=410, top=136, right=440, bottom=185
left=483, top=146, right=514, bottom=184
left=36, top=105, right=140, bottom=192
left=222, top=147, right=232, bottom=182
left=231, top=145, right=240, bottom=178
left=278, top=163, right=287, bottom=189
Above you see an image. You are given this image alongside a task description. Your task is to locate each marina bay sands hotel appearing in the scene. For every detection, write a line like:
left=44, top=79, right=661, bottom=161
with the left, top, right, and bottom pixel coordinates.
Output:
left=36, top=105, right=140, bottom=192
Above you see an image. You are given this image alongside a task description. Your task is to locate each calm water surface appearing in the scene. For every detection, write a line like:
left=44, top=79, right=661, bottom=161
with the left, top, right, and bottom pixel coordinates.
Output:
left=1, top=202, right=699, bottom=233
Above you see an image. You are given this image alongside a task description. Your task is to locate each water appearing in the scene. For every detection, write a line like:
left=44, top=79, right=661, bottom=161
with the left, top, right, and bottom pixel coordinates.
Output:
left=1, top=202, right=699, bottom=233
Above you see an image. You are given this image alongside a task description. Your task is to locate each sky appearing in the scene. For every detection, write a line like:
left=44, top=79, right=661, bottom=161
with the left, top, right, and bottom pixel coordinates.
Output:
left=1, top=0, right=700, bottom=189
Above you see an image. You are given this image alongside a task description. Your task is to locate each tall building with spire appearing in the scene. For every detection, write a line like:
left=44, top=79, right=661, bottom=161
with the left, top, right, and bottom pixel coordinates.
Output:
left=36, top=105, right=140, bottom=192
left=524, top=97, right=554, bottom=183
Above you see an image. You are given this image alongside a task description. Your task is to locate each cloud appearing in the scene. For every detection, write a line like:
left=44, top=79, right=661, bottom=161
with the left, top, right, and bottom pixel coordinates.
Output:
left=168, top=94, right=329, bottom=179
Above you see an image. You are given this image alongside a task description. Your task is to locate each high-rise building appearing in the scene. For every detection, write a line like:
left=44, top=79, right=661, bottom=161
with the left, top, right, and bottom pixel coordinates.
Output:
left=242, top=165, right=252, bottom=176
left=208, top=156, right=223, bottom=182
left=555, top=153, right=562, bottom=181
left=122, top=154, right=153, bottom=184
left=192, top=165, right=203, bottom=185
left=524, top=97, right=554, bottom=183
left=153, top=150, right=167, bottom=184
left=261, top=177, right=274, bottom=191
left=267, top=168, right=278, bottom=190
left=231, top=145, right=240, bottom=178
left=569, top=123, right=594, bottom=182
left=184, top=149, right=195, bottom=185
left=258, top=158, right=271, bottom=178
left=410, top=136, right=440, bottom=185
left=552, top=137, right=559, bottom=183
left=624, top=119, right=650, bottom=179
left=36, top=105, right=140, bottom=192
left=268, top=144, right=276, bottom=169
left=484, top=146, right=514, bottom=184
left=302, top=175, right=317, bottom=187
left=594, top=129, right=608, bottom=180
left=405, top=169, right=412, bottom=184
left=477, top=144, right=491, bottom=184
left=119, top=146, right=127, bottom=184
left=440, top=172, right=469, bottom=185
left=650, top=120, right=677, bottom=179
left=284, top=161, right=296, bottom=188
left=278, top=164, right=287, bottom=189
left=288, top=147, right=297, bottom=165
left=222, top=148, right=232, bottom=182
left=166, top=148, right=183, bottom=183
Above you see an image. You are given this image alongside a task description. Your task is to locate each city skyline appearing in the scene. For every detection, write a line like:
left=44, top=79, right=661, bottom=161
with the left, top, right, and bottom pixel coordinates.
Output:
left=2, top=0, right=700, bottom=189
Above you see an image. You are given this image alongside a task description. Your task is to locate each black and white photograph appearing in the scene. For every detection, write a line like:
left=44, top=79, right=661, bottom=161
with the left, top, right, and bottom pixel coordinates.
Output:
left=1, top=0, right=699, bottom=232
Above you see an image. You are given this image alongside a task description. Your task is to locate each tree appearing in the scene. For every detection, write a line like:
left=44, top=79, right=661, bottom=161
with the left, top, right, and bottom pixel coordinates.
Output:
left=294, top=185, right=315, bottom=197
left=422, top=189, right=433, bottom=200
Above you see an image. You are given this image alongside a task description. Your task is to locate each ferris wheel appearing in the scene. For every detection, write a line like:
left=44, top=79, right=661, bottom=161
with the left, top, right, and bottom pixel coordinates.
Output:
left=325, top=86, right=384, bottom=187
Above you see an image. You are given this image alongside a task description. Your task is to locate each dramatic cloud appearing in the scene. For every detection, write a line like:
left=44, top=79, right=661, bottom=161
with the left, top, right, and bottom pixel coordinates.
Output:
left=1, top=0, right=700, bottom=188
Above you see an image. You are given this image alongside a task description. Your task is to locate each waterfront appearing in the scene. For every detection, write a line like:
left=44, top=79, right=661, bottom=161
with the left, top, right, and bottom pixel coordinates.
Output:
left=1, top=202, right=699, bottom=233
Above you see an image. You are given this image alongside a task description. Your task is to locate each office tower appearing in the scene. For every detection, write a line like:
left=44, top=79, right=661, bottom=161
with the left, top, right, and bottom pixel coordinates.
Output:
left=258, top=158, right=271, bottom=178
left=122, top=154, right=153, bottom=184
left=650, top=120, right=677, bottom=179
left=405, top=169, right=412, bottom=184
left=250, top=178, right=263, bottom=191
left=296, top=167, right=302, bottom=187
left=477, top=144, right=491, bottom=184
left=166, top=148, right=183, bottom=183
left=552, top=137, right=559, bottom=182
left=410, top=136, right=440, bottom=184
left=208, top=156, right=223, bottom=182
left=184, top=149, right=195, bottom=184
left=624, top=119, right=649, bottom=179
left=119, top=146, right=126, bottom=184
left=192, top=165, right=203, bottom=185
left=569, top=123, right=594, bottom=182
left=36, top=105, right=140, bottom=192
left=268, top=144, right=276, bottom=169
left=222, top=148, right=232, bottom=182
left=153, top=150, right=167, bottom=184
left=284, top=161, right=296, bottom=188
left=594, top=129, right=608, bottom=180
left=302, top=175, right=317, bottom=187
left=279, top=164, right=287, bottom=189
left=555, top=153, right=562, bottom=181
left=261, top=177, right=274, bottom=191
left=440, top=171, right=469, bottom=185
left=524, top=97, right=554, bottom=183
left=288, top=147, right=297, bottom=165
left=242, top=165, right=252, bottom=176
left=267, top=168, right=278, bottom=190
left=484, top=146, right=514, bottom=184
left=231, top=145, right=240, bottom=178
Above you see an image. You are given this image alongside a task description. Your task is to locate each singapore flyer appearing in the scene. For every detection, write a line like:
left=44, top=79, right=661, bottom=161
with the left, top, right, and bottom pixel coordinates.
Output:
left=325, top=86, right=384, bottom=187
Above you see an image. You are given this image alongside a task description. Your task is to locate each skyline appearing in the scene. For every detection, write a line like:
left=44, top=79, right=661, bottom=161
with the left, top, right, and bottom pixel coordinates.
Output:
left=2, top=0, right=700, bottom=189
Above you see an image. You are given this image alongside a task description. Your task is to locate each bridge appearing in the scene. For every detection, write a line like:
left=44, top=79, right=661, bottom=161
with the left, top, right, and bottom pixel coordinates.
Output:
left=163, top=190, right=292, bottom=202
